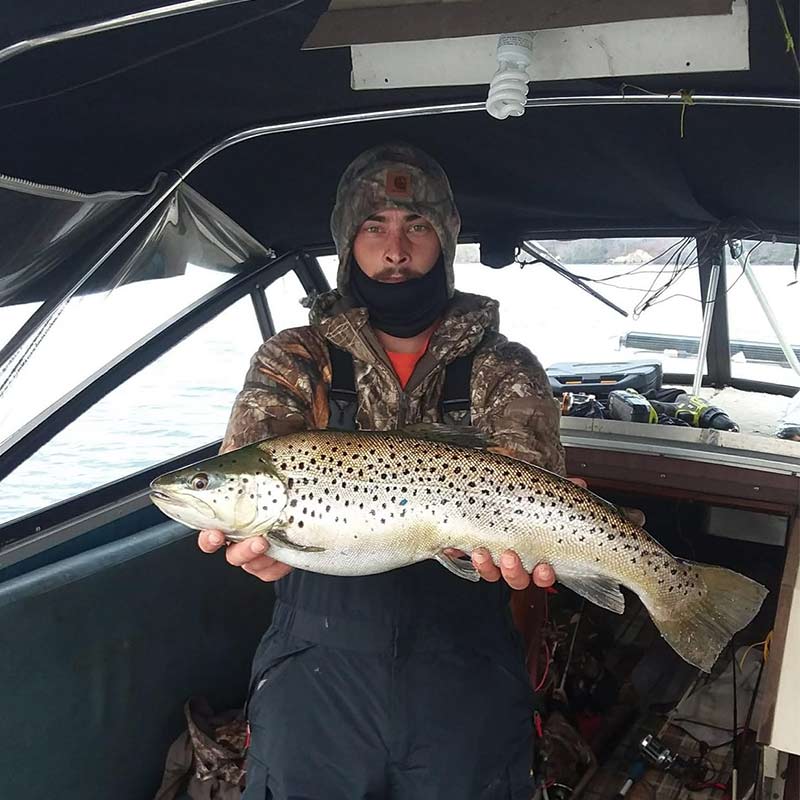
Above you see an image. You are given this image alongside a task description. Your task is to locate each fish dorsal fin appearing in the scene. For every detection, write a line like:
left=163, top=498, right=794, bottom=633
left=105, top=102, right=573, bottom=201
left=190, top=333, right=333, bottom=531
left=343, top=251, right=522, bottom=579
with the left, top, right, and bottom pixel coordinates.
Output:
left=398, top=423, right=490, bottom=449
left=556, top=569, right=625, bottom=614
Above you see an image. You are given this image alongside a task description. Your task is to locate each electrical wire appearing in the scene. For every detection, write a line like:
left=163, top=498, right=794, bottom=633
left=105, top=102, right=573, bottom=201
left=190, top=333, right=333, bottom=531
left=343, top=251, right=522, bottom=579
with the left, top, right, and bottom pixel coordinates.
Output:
left=635, top=237, right=765, bottom=312
left=739, top=640, right=768, bottom=670
left=667, top=721, right=745, bottom=750
left=522, top=227, right=779, bottom=323
left=534, top=640, right=551, bottom=693
left=570, top=238, right=693, bottom=283
left=557, top=599, right=585, bottom=694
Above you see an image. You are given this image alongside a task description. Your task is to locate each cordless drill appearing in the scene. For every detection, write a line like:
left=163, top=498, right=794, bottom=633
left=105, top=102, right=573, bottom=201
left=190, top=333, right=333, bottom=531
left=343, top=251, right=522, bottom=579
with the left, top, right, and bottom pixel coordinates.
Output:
left=608, top=389, right=739, bottom=431
left=649, top=393, right=740, bottom=432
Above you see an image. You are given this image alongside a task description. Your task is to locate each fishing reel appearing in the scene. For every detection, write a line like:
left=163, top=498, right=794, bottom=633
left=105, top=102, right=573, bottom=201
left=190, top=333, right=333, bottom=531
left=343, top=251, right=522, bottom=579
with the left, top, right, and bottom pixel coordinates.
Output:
left=639, top=733, right=721, bottom=792
left=640, top=734, right=684, bottom=771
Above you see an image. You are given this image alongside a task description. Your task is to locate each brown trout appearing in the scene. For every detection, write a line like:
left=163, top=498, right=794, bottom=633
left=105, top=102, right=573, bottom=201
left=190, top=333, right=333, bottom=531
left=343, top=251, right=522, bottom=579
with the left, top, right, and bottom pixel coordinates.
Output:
left=150, top=426, right=767, bottom=672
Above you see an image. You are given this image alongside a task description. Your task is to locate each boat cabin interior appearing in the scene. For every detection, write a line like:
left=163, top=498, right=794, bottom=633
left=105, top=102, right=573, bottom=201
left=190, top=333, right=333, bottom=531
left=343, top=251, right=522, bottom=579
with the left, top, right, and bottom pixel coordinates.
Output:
left=0, top=1, right=798, bottom=798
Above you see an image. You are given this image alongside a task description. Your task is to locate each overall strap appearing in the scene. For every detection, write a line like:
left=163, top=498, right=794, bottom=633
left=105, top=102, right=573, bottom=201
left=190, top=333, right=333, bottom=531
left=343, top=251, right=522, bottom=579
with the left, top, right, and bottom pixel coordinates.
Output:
left=327, top=343, right=358, bottom=431
left=326, top=343, right=474, bottom=430
left=440, top=352, right=474, bottom=424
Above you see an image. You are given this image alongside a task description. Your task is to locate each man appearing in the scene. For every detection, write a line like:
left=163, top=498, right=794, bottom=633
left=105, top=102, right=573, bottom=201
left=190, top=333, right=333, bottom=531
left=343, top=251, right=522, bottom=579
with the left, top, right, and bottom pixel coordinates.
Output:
left=198, top=143, right=587, bottom=798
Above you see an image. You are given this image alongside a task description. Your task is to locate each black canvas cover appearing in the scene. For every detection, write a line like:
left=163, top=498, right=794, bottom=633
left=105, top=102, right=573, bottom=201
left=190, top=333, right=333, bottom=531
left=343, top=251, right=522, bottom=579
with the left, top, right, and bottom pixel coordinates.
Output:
left=0, top=0, right=797, bottom=286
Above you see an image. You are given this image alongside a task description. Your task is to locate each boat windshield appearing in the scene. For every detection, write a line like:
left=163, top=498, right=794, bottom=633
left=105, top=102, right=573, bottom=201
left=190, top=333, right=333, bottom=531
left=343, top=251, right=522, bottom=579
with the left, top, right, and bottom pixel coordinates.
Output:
left=321, top=237, right=800, bottom=389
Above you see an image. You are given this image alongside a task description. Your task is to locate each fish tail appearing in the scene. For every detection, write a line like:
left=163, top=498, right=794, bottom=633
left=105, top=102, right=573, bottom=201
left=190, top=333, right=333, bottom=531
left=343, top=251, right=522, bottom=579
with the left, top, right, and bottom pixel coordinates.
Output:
left=644, top=562, right=768, bottom=673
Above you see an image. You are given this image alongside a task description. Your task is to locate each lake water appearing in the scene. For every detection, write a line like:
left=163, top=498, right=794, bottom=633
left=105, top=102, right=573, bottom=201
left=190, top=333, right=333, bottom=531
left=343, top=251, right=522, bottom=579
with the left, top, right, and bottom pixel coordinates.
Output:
left=1, top=252, right=798, bottom=526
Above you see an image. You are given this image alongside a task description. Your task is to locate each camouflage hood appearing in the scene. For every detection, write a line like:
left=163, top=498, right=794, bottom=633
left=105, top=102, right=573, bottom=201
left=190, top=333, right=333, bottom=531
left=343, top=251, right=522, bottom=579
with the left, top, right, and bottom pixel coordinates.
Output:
left=330, top=143, right=461, bottom=298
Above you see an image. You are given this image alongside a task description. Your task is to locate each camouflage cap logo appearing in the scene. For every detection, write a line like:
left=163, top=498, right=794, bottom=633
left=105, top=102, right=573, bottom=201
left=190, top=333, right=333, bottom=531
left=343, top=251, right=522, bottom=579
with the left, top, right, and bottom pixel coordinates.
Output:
left=386, top=169, right=412, bottom=199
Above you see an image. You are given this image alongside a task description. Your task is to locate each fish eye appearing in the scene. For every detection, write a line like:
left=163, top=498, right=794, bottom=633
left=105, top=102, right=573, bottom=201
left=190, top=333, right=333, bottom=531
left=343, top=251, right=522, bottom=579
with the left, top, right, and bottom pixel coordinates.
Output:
left=190, top=472, right=210, bottom=490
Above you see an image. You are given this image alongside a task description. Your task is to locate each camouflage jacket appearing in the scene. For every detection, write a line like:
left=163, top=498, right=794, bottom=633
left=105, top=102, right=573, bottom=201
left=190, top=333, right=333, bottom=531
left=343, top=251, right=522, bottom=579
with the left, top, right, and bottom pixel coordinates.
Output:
left=222, top=290, right=565, bottom=475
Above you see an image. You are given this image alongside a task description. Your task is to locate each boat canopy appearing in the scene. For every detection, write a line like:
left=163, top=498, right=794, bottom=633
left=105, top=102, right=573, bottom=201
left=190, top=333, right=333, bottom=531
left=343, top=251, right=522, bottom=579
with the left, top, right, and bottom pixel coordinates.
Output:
left=0, top=0, right=797, bottom=309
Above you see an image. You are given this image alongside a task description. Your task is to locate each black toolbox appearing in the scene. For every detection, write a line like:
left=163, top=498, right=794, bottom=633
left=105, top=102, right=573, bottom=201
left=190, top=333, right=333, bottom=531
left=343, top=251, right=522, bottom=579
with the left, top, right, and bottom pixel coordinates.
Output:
left=546, top=360, right=663, bottom=399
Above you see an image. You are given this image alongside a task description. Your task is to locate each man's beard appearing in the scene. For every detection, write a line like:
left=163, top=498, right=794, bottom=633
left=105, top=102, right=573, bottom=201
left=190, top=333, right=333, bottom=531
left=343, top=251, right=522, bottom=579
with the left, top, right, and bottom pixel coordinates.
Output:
left=348, top=255, right=449, bottom=338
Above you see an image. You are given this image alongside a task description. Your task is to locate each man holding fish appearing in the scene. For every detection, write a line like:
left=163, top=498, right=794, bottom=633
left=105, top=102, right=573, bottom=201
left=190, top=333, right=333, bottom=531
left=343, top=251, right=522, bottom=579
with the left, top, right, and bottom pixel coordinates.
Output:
left=177, top=144, right=761, bottom=799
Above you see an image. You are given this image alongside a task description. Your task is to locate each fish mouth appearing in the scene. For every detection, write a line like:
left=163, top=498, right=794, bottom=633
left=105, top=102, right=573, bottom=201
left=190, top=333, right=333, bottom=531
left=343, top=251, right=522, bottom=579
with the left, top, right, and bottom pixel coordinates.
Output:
left=149, top=489, right=218, bottom=530
left=150, top=488, right=186, bottom=507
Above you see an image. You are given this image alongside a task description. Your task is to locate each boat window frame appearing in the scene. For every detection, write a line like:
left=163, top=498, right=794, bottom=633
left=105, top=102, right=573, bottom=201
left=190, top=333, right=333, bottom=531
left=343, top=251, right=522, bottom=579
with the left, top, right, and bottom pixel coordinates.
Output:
left=3, top=235, right=798, bottom=555
left=0, top=250, right=329, bottom=485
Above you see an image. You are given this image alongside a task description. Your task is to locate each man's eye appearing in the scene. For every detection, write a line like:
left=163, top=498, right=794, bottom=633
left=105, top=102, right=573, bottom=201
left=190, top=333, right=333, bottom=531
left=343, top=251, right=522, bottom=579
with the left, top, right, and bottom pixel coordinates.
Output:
left=409, top=224, right=430, bottom=233
left=364, top=225, right=382, bottom=234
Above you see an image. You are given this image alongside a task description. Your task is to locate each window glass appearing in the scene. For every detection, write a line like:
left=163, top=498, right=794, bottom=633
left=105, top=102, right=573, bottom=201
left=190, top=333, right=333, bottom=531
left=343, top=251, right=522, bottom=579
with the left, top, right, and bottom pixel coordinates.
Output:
left=265, top=270, right=311, bottom=333
left=304, top=241, right=800, bottom=391
left=320, top=241, right=707, bottom=376
left=455, top=239, right=704, bottom=376
left=318, top=255, right=339, bottom=290
left=726, top=241, right=800, bottom=388
left=0, top=266, right=230, bottom=444
left=0, top=300, right=43, bottom=353
left=0, top=296, right=262, bottom=525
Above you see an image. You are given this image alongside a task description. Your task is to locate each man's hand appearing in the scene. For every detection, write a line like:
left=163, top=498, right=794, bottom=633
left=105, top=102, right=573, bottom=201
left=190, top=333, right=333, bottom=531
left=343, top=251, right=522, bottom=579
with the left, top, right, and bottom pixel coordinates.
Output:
left=445, top=476, right=645, bottom=590
left=197, top=529, right=293, bottom=582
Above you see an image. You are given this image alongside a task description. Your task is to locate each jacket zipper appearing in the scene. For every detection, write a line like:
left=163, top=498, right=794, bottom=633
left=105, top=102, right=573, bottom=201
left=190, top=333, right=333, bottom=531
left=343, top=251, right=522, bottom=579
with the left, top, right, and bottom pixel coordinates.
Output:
left=397, top=390, right=408, bottom=428
left=0, top=171, right=151, bottom=202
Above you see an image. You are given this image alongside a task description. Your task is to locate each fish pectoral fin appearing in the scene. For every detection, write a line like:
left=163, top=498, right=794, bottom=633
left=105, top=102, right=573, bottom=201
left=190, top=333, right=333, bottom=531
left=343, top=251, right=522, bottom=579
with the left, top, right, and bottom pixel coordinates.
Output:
left=557, top=571, right=625, bottom=614
left=435, top=551, right=480, bottom=582
left=268, top=529, right=326, bottom=553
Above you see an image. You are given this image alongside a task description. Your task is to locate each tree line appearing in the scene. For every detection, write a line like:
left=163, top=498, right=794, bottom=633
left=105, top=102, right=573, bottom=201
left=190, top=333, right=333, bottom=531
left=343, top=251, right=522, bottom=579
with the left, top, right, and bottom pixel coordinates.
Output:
left=457, top=239, right=798, bottom=265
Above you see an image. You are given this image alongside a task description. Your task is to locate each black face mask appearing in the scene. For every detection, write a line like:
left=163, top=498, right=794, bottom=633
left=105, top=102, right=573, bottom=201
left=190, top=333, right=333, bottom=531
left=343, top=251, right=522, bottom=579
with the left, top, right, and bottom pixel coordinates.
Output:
left=348, top=256, right=449, bottom=338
